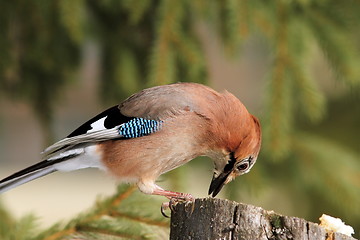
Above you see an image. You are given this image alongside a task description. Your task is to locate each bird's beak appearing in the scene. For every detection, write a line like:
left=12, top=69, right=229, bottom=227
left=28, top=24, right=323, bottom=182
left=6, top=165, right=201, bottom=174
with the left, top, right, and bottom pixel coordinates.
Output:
left=208, top=171, right=231, bottom=197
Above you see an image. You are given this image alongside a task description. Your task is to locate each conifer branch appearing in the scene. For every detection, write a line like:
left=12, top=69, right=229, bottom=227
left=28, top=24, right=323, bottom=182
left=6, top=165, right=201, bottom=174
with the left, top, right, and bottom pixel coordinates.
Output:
left=149, top=0, right=179, bottom=86
left=267, top=1, right=292, bottom=159
left=108, top=211, right=169, bottom=227
left=39, top=186, right=168, bottom=240
left=76, top=225, right=144, bottom=239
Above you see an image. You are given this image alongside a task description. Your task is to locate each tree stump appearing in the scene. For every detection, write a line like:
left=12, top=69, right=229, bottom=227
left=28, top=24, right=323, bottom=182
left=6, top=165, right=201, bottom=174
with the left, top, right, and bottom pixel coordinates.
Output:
left=170, top=198, right=357, bottom=240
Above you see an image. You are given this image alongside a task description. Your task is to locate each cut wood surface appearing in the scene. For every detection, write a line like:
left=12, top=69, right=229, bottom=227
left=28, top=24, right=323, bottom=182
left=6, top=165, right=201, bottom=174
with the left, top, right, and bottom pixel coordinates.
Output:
left=170, top=198, right=357, bottom=240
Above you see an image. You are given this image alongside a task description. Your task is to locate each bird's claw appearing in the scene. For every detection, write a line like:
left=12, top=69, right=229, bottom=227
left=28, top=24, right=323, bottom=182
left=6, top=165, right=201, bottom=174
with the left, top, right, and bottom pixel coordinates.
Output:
left=184, top=200, right=196, bottom=217
left=160, top=200, right=175, bottom=218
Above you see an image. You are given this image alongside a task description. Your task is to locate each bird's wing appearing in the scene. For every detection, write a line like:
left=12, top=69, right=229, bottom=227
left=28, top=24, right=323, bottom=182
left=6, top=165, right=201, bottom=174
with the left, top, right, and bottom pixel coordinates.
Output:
left=42, top=106, right=163, bottom=159
left=43, top=83, right=219, bottom=159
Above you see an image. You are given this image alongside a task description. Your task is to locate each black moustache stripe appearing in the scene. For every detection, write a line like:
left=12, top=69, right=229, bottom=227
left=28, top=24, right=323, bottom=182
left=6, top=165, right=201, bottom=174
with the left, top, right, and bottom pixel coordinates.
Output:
left=223, top=152, right=236, bottom=173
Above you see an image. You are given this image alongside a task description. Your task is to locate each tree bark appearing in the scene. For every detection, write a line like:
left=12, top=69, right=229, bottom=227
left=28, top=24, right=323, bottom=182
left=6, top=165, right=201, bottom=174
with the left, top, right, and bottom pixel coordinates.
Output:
left=170, top=198, right=357, bottom=240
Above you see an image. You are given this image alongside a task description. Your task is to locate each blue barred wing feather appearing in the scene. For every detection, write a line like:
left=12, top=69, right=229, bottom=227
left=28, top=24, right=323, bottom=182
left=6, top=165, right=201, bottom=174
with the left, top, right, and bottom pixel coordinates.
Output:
left=42, top=106, right=163, bottom=158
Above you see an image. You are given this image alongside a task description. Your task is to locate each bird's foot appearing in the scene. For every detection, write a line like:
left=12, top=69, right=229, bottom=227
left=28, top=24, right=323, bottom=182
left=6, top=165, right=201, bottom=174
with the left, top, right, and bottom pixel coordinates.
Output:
left=152, top=188, right=194, bottom=217
left=160, top=193, right=195, bottom=218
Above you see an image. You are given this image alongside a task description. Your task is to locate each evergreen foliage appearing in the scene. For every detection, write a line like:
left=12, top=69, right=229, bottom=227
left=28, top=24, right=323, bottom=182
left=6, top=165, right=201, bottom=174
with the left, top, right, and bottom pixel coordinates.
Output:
left=0, top=186, right=169, bottom=240
left=0, top=0, right=81, bottom=144
left=0, top=0, right=359, bottom=238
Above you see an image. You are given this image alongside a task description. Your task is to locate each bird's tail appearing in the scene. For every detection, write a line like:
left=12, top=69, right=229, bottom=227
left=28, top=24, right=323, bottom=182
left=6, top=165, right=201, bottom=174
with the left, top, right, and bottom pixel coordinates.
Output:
left=0, top=144, right=102, bottom=194
left=0, top=147, right=85, bottom=194
left=0, top=159, right=63, bottom=194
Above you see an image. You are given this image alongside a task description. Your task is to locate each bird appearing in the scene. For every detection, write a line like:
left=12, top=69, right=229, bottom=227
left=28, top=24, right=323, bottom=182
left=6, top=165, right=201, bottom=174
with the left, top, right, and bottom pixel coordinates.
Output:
left=0, top=82, right=261, bottom=202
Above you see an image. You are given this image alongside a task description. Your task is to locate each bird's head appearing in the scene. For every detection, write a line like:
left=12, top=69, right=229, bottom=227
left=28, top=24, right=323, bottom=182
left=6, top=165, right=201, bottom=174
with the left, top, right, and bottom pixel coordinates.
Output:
left=208, top=114, right=261, bottom=197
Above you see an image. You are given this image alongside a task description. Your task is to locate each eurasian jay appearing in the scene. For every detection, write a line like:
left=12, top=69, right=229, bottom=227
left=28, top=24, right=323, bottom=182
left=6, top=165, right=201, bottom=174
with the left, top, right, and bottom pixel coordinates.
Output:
left=0, top=82, right=261, bottom=201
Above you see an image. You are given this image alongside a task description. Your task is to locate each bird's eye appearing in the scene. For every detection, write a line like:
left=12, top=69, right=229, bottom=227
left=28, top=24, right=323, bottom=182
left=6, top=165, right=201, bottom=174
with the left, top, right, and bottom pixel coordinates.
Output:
left=237, top=162, right=249, bottom=171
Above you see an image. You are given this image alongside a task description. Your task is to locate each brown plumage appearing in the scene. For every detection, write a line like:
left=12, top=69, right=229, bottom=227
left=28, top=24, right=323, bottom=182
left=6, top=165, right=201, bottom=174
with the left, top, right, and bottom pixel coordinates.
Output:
left=0, top=82, right=261, bottom=203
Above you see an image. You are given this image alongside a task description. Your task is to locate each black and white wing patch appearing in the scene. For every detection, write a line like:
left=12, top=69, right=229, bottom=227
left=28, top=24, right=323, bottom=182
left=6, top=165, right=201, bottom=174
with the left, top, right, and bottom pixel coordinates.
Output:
left=42, top=105, right=163, bottom=158
left=67, top=105, right=132, bottom=137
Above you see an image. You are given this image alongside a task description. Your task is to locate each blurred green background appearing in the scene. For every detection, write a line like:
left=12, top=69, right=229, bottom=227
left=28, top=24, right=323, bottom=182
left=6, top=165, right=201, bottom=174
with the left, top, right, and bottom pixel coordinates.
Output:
left=0, top=0, right=359, bottom=239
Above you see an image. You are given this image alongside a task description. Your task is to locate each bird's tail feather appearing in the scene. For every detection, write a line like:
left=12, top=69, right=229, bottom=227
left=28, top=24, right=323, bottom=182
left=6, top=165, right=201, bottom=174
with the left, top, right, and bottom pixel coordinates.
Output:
left=0, top=166, right=57, bottom=194
left=0, top=146, right=94, bottom=194
left=0, top=157, right=73, bottom=194
left=0, top=159, right=65, bottom=184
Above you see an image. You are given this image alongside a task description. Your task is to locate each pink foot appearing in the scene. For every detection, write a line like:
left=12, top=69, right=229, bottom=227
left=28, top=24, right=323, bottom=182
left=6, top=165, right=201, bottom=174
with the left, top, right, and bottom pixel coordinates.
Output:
left=153, top=189, right=195, bottom=217
left=157, top=193, right=195, bottom=218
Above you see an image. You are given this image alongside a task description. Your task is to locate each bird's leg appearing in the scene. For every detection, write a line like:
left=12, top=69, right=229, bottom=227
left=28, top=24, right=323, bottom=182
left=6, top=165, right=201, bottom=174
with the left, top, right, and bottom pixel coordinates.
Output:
left=137, top=181, right=194, bottom=201
left=152, top=188, right=194, bottom=201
